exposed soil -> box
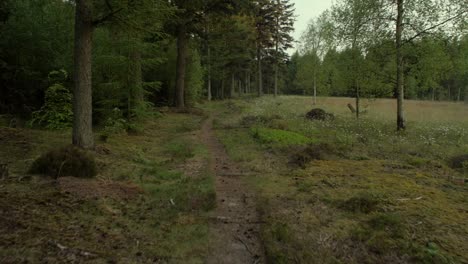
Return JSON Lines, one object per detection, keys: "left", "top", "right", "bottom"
{"left": 58, "top": 177, "right": 142, "bottom": 200}
{"left": 201, "top": 117, "right": 265, "bottom": 264}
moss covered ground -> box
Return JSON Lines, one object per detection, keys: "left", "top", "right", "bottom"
{"left": 0, "top": 112, "right": 214, "bottom": 263}
{"left": 204, "top": 96, "right": 468, "bottom": 263}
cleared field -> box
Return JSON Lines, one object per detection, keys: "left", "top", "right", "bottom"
{"left": 206, "top": 96, "right": 468, "bottom": 263}
{"left": 255, "top": 95, "right": 468, "bottom": 124}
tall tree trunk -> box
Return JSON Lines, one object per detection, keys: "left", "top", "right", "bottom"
{"left": 238, "top": 79, "right": 242, "bottom": 96}
{"left": 457, "top": 86, "right": 461, "bottom": 102}
{"left": 221, "top": 79, "right": 225, "bottom": 100}
{"left": 313, "top": 67, "right": 317, "bottom": 105}
{"left": 396, "top": 0, "right": 406, "bottom": 130}
{"left": 129, "top": 46, "right": 143, "bottom": 118}
{"left": 73, "top": 0, "right": 94, "bottom": 149}
{"left": 230, "top": 73, "right": 235, "bottom": 98}
{"left": 355, "top": 80, "right": 360, "bottom": 119}
{"left": 448, "top": 83, "right": 451, "bottom": 101}
{"left": 465, "top": 87, "right": 468, "bottom": 104}
{"left": 207, "top": 45, "right": 212, "bottom": 101}
{"left": 175, "top": 23, "right": 187, "bottom": 108}
{"left": 247, "top": 71, "right": 251, "bottom": 94}
{"left": 257, "top": 47, "right": 263, "bottom": 97}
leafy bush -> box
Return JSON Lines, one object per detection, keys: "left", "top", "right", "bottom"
{"left": 30, "top": 83, "right": 72, "bottom": 129}
{"left": 29, "top": 145, "right": 97, "bottom": 178}
{"left": 251, "top": 127, "right": 312, "bottom": 147}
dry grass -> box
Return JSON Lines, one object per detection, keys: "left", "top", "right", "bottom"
{"left": 249, "top": 95, "right": 468, "bottom": 124}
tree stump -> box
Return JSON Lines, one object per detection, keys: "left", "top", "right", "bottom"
{"left": 347, "top": 103, "right": 356, "bottom": 113}
{"left": 0, "top": 164, "right": 8, "bottom": 180}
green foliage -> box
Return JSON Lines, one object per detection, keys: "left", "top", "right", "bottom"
{"left": 251, "top": 127, "right": 312, "bottom": 146}
{"left": 30, "top": 83, "right": 72, "bottom": 129}
{"left": 185, "top": 47, "right": 204, "bottom": 105}
{"left": 29, "top": 145, "right": 97, "bottom": 178}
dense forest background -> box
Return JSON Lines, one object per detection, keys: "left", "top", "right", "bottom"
{"left": 0, "top": 0, "right": 466, "bottom": 130}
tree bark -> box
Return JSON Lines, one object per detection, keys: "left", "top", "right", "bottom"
{"left": 465, "top": 87, "right": 468, "bottom": 104}
{"left": 129, "top": 46, "right": 143, "bottom": 118}
{"left": 257, "top": 47, "right": 263, "bottom": 97}
{"left": 396, "top": 0, "right": 406, "bottom": 130}
{"left": 230, "top": 73, "right": 235, "bottom": 98}
{"left": 313, "top": 67, "right": 317, "bottom": 105}
{"left": 457, "top": 86, "right": 461, "bottom": 102}
{"left": 221, "top": 78, "right": 225, "bottom": 100}
{"left": 73, "top": 0, "right": 94, "bottom": 149}
{"left": 175, "top": 23, "right": 187, "bottom": 108}
{"left": 207, "top": 45, "right": 212, "bottom": 101}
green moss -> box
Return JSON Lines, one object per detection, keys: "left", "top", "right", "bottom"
{"left": 251, "top": 127, "right": 314, "bottom": 147}
{"left": 339, "top": 192, "right": 384, "bottom": 214}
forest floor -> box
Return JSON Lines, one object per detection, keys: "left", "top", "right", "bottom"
{"left": 202, "top": 96, "right": 468, "bottom": 263}
{"left": 202, "top": 117, "right": 264, "bottom": 263}
{"left": 0, "top": 95, "right": 467, "bottom": 263}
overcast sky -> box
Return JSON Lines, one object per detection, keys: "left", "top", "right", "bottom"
{"left": 290, "top": 0, "right": 334, "bottom": 52}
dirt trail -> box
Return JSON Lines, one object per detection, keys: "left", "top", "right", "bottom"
{"left": 201, "top": 117, "right": 265, "bottom": 264}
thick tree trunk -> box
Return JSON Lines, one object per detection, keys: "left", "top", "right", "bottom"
{"left": 313, "top": 68, "right": 317, "bottom": 105}
{"left": 230, "top": 73, "right": 235, "bottom": 98}
{"left": 465, "top": 87, "right": 468, "bottom": 104}
{"left": 207, "top": 45, "right": 212, "bottom": 101}
{"left": 396, "top": 0, "right": 406, "bottom": 130}
{"left": 257, "top": 47, "right": 263, "bottom": 97}
{"left": 448, "top": 83, "right": 451, "bottom": 101}
{"left": 129, "top": 47, "right": 143, "bottom": 118}
{"left": 175, "top": 23, "right": 187, "bottom": 108}
{"left": 238, "top": 79, "right": 242, "bottom": 96}
{"left": 247, "top": 71, "right": 251, "bottom": 94}
{"left": 355, "top": 83, "right": 360, "bottom": 119}
{"left": 274, "top": 64, "right": 278, "bottom": 97}
{"left": 73, "top": 0, "right": 94, "bottom": 149}
{"left": 221, "top": 79, "right": 225, "bottom": 100}
{"left": 457, "top": 86, "right": 461, "bottom": 102}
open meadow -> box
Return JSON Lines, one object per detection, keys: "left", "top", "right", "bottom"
{"left": 205, "top": 96, "right": 468, "bottom": 263}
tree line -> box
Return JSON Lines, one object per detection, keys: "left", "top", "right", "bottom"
{"left": 0, "top": 0, "right": 295, "bottom": 148}
{"left": 289, "top": 0, "right": 467, "bottom": 129}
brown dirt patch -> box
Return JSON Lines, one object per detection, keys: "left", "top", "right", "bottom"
{"left": 58, "top": 177, "right": 142, "bottom": 200}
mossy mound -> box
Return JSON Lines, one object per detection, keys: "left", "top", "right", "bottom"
{"left": 339, "top": 193, "right": 383, "bottom": 214}
{"left": 289, "top": 143, "right": 339, "bottom": 168}
{"left": 305, "top": 108, "right": 334, "bottom": 121}
{"left": 449, "top": 154, "right": 468, "bottom": 169}
{"left": 29, "top": 145, "right": 97, "bottom": 178}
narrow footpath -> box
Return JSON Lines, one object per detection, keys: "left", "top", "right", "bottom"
{"left": 201, "top": 117, "right": 265, "bottom": 264}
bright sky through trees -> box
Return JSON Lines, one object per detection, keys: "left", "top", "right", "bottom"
{"left": 291, "top": 0, "right": 334, "bottom": 52}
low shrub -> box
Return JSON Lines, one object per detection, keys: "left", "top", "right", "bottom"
{"left": 339, "top": 192, "right": 383, "bottom": 214}
{"left": 305, "top": 108, "right": 334, "bottom": 121}
{"left": 29, "top": 145, "right": 97, "bottom": 178}
{"left": 240, "top": 114, "right": 282, "bottom": 128}
{"left": 289, "top": 143, "right": 340, "bottom": 168}
{"left": 449, "top": 154, "right": 468, "bottom": 169}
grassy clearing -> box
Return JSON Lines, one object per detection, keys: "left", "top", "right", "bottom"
{"left": 203, "top": 96, "right": 468, "bottom": 263}
{"left": 0, "top": 111, "right": 214, "bottom": 263}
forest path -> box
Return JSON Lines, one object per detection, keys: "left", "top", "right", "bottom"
{"left": 201, "top": 117, "right": 265, "bottom": 264}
